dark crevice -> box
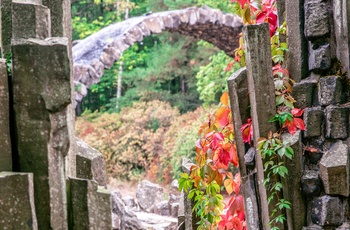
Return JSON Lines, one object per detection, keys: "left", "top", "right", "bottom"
{"left": 8, "top": 71, "right": 19, "bottom": 172}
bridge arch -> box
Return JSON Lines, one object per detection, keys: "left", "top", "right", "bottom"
{"left": 72, "top": 6, "right": 243, "bottom": 105}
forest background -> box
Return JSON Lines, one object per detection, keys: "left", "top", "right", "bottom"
{"left": 74, "top": 0, "right": 240, "bottom": 184}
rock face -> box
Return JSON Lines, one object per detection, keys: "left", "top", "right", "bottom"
{"left": 123, "top": 195, "right": 139, "bottom": 211}
{"left": 154, "top": 201, "right": 170, "bottom": 216}
{"left": 12, "top": 0, "right": 51, "bottom": 40}
{"left": 301, "top": 170, "right": 321, "bottom": 196}
{"left": 0, "top": 59, "right": 11, "bottom": 171}
{"left": 69, "top": 178, "right": 112, "bottom": 229}
{"left": 75, "top": 137, "right": 107, "bottom": 186}
{"left": 12, "top": 38, "right": 71, "bottom": 229}
{"left": 111, "top": 190, "right": 144, "bottom": 230}
{"left": 304, "top": 0, "right": 330, "bottom": 39}
{"left": 319, "top": 141, "right": 349, "bottom": 196}
{"left": 0, "top": 172, "right": 38, "bottom": 230}
{"left": 136, "top": 180, "right": 164, "bottom": 213}
{"left": 311, "top": 196, "right": 343, "bottom": 226}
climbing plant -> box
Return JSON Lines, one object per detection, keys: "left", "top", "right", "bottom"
{"left": 180, "top": 0, "right": 306, "bottom": 229}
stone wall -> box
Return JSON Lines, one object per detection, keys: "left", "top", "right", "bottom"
{"left": 227, "top": 1, "right": 350, "bottom": 230}
{"left": 293, "top": 0, "right": 350, "bottom": 229}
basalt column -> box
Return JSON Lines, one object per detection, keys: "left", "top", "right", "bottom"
{"left": 12, "top": 38, "right": 71, "bottom": 229}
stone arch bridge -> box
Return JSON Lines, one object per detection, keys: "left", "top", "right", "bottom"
{"left": 72, "top": 6, "right": 243, "bottom": 105}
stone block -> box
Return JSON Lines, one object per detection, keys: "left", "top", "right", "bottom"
{"left": 304, "top": 107, "right": 324, "bottom": 138}
{"left": 303, "top": 225, "right": 323, "bottom": 230}
{"left": 286, "top": 0, "right": 309, "bottom": 81}
{"left": 325, "top": 106, "right": 349, "bottom": 139}
{"left": 76, "top": 137, "right": 107, "bottom": 187}
{"left": 42, "top": 0, "right": 72, "bottom": 38}
{"left": 243, "top": 23, "right": 279, "bottom": 228}
{"left": 228, "top": 68, "right": 250, "bottom": 171}
{"left": 333, "top": 0, "right": 350, "bottom": 73}
{"left": 136, "top": 180, "right": 163, "bottom": 213}
{"left": 311, "top": 196, "right": 343, "bottom": 226}
{"left": 309, "top": 43, "right": 331, "bottom": 73}
{"left": 0, "top": 0, "right": 12, "bottom": 55}
{"left": 0, "top": 172, "right": 37, "bottom": 230}
{"left": 301, "top": 170, "right": 321, "bottom": 196}
{"left": 304, "top": 0, "right": 330, "bottom": 39}
{"left": 12, "top": 0, "right": 51, "bottom": 39}
{"left": 154, "top": 200, "right": 170, "bottom": 216}
{"left": 68, "top": 177, "right": 112, "bottom": 230}
{"left": 319, "top": 76, "right": 343, "bottom": 106}
{"left": 280, "top": 130, "right": 306, "bottom": 230}
{"left": 292, "top": 79, "right": 317, "bottom": 109}
{"left": 12, "top": 38, "right": 71, "bottom": 229}
{"left": 320, "top": 141, "right": 349, "bottom": 196}
{"left": 181, "top": 158, "right": 195, "bottom": 175}
{"left": 0, "top": 59, "right": 12, "bottom": 171}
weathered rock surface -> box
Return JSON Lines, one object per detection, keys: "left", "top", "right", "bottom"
{"left": 0, "top": 59, "right": 11, "bottom": 171}
{"left": 311, "top": 195, "right": 343, "bottom": 226}
{"left": 0, "top": 172, "right": 38, "bottom": 230}
{"left": 292, "top": 78, "right": 317, "bottom": 109}
{"left": 304, "top": 107, "right": 324, "bottom": 138}
{"left": 136, "top": 180, "right": 164, "bottom": 212}
{"left": 12, "top": 38, "right": 71, "bottom": 229}
{"left": 304, "top": 0, "right": 330, "bottom": 39}
{"left": 76, "top": 137, "right": 107, "bottom": 186}
{"left": 301, "top": 170, "right": 321, "bottom": 196}
{"left": 134, "top": 212, "right": 177, "bottom": 230}
{"left": 123, "top": 195, "right": 138, "bottom": 211}
{"left": 181, "top": 158, "right": 195, "bottom": 175}
{"left": 69, "top": 178, "right": 112, "bottom": 229}
{"left": 308, "top": 43, "right": 331, "bottom": 72}
{"left": 12, "top": 0, "right": 51, "bottom": 40}
{"left": 325, "top": 106, "right": 349, "bottom": 139}
{"left": 319, "top": 141, "right": 349, "bottom": 196}
{"left": 319, "top": 76, "right": 343, "bottom": 106}
{"left": 111, "top": 190, "right": 144, "bottom": 230}
{"left": 154, "top": 201, "right": 170, "bottom": 216}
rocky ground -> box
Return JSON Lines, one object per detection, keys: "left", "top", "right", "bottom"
{"left": 109, "top": 180, "right": 182, "bottom": 230}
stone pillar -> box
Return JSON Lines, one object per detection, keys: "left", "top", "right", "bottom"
{"left": 12, "top": 0, "right": 51, "bottom": 40}
{"left": 40, "top": 0, "right": 76, "bottom": 178}
{"left": 0, "top": 59, "right": 11, "bottom": 171}
{"left": 0, "top": 172, "right": 38, "bottom": 230}
{"left": 227, "top": 68, "right": 260, "bottom": 229}
{"left": 75, "top": 137, "right": 107, "bottom": 187}
{"left": 333, "top": 0, "right": 350, "bottom": 73}
{"left": 41, "top": 0, "right": 72, "bottom": 39}
{"left": 286, "top": 0, "right": 308, "bottom": 81}
{"left": 0, "top": 0, "right": 12, "bottom": 56}
{"left": 12, "top": 38, "right": 71, "bottom": 229}
{"left": 68, "top": 177, "right": 112, "bottom": 229}
{"left": 281, "top": 130, "right": 306, "bottom": 229}
{"left": 243, "top": 23, "right": 280, "bottom": 229}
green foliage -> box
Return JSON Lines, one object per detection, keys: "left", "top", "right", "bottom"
{"left": 161, "top": 107, "right": 209, "bottom": 182}
{"left": 196, "top": 51, "right": 240, "bottom": 106}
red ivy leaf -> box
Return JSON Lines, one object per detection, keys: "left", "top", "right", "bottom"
{"left": 291, "top": 108, "right": 304, "bottom": 117}
{"left": 240, "top": 118, "right": 253, "bottom": 144}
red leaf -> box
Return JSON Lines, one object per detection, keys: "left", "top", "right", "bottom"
{"left": 293, "top": 117, "right": 306, "bottom": 131}
{"left": 240, "top": 118, "right": 253, "bottom": 144}
{"left": 291, "top": 108, "right": 304, "bottom": 117}
{"left": 211, "top": 132, "right": 224, "bottom": 150}
{"left": 230, "top": 144, "right": 239, "bottom": 167}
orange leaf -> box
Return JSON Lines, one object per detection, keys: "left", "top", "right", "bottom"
{"left": 224, "top": 178, "right": 235, "bottom": 195}
{"left": 220, "top": 92, "right": 229, "bottom": 106}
